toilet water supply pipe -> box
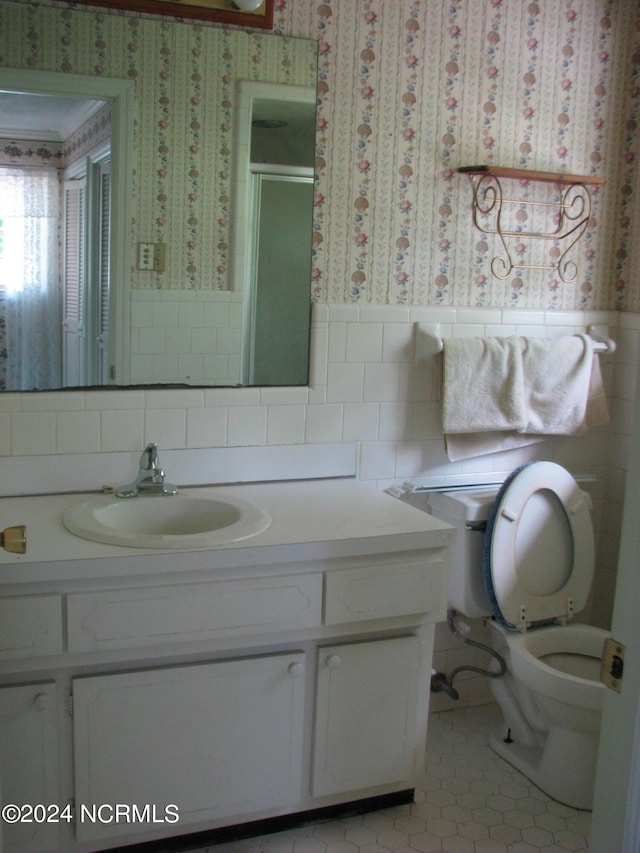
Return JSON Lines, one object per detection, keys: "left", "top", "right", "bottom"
{"left": 430, "top": 609, "right": 507, "bottom": 700}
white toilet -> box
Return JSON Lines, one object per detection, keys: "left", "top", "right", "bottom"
{"left": 427, "top": 461, "right": 609, "bottom": 811}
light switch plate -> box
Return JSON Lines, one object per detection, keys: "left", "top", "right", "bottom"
{"left": 153, "top": 242, "right": 166, "bottom": 272}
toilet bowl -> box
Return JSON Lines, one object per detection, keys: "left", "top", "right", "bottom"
{"left": 427, "top": 461, "right": 609, "bottom": 810}
{"left": 488, "top": 620, "right": 606, "bottom": 810}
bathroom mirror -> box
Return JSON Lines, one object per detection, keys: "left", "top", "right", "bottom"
{"left": 0, "top": 19, "right": 318, "bottom": 392}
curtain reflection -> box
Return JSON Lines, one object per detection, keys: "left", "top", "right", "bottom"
{"left": 0, "top": 166, "right": 61, "bottom": 390}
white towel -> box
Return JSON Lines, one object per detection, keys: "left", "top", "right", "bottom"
{"left": 442, "top": 334, "right": 609, "bottom": 462}
{"left": 444, "top": 430, "right": 545, "bottom": 462}
{"left": 442, "top": 336, "right": 525, "bottom": 434}
{"left": 519, "top": 334, "right": 593, "bottom": 435}
{"left": 585, "top": 351, "right": 609, "bottom": 429}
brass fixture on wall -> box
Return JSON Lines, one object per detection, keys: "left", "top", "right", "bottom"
{"left": 1, "top": 525, "right": 26, "bottom": 554}
{"left": 457, "top": 166, "right": 606, "bottom": 283}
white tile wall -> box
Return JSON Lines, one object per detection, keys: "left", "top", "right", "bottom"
{"left": 1, "top": 303, "right": 635, "bottom": 703}
{"left": 130, "top": 289, "right": 243, "bottom": 385}
{"left": 430, "top": 619, "right": 495, "bottom": 713}
{"left": 0, "top": 303, "right": 622, "bottom": 484}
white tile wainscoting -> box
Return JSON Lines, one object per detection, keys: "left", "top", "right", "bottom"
{"left": 1, "top": 303, "right": 638, "bottom": 668}
{"left": 129, "top": 288, "right": 244, "bottom": 387}
{"left": 0, "top": 304, "right": 629, "bottom": 477}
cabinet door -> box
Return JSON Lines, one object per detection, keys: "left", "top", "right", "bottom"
{"left": 313, "top": 636, "right": 421, "bottom": 798}
{"left": 72, "top": 652, "right": 306, "bottom": 844}
{"left": 0, "top": 682, "right": 59, "bottom": 853}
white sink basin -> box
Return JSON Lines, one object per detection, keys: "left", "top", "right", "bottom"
{"left": 62, "top": 492, "right": 271, "bottom": 549}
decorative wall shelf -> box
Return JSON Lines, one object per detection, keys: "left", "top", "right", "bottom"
{"left": 457, "top": 166, "right": 606, "bottom": 283}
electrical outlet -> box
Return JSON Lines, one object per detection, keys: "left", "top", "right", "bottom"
{"left": 138, "top": 242, "right": 154, "bottom": 270}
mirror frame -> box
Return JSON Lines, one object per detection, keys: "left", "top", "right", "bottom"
{"left": 63, "top": 0, "right": 274, "bottom": 29}
{"left": 0, "top": 67, "right": 134, "bottom": 387}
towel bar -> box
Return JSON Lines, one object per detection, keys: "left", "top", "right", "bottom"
{"left": 414, "top": 322, "right": 616, "bottom": 360}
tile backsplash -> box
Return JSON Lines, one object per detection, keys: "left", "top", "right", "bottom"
{"left": 0, "top": 305, "right": 620, "bottom": 476}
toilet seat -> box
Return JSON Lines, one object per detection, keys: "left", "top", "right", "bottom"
{"left": 482, "top": 462, "right": 594, "bottom": 630}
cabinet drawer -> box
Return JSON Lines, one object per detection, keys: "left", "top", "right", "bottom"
{"left": 67, "top": 573, "right": 322, "bottom": 653}
{"left": 0, "top": 595, "right": 63, "bottom": 659}
{"left": 324, "top": 558, "right": 445, "bottom": 625}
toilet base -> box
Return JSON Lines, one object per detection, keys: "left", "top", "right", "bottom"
{"left": 488, "top": 724, "right": 597, "bottom": 811}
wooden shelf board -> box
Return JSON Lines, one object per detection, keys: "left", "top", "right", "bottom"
{"left": 457, "top": 165, "right": 606, "bottom": 186}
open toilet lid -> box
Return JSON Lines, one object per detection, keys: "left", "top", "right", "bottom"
{"left": 482, "top": 461, "right": 594, "bottom": 630}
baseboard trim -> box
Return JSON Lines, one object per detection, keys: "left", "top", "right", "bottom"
{"left": 111, "top": 789, "right": 415, "bottom": 851}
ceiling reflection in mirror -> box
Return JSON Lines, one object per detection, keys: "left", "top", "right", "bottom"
{"left": 0, "top": 20, "right": 318, "bottom": 392}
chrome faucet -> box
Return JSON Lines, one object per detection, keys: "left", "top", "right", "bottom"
{"left": 115, "top": 442, "right": 179, "bottom": 498}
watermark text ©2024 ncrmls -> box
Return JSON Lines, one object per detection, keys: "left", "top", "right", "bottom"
{"left": 1, "top": 802, "right": 180, "bottom": 826}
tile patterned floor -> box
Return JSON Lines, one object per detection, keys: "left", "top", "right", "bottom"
{"left": 168, "top": 703, "right": 592, "bottom": 853}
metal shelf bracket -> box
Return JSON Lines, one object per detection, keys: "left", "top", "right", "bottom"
{"left": 457, "top": 166, "right": 606, "bottom": 283}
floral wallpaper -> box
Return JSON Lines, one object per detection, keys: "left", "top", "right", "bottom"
{"left": 64, "top": 100, "right": 111, "bottom": 163}
{"left": 0, "top": 138, "right": 63, "bottom": 167}
{"left": 0, "top": 0, "right": 639, "bottom": 312}
{"left": 276, "top": 0, "right": 640, "bottom": 312}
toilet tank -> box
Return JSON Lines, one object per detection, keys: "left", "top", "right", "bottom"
{"left": 425, "top": 487, "right": 499, "bottom": 618}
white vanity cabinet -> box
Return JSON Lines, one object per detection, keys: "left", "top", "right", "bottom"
{"left": 0, "top": 481, "right": 452, "bottom": 852}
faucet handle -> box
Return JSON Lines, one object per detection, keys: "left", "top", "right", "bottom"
{"left": 140, "top": 442, "right": 158, "bottom": 470}
{"left": 115, "top": 442, "right": 178, "bottom": 498}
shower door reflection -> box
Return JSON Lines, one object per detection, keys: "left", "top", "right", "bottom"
{"left": 245, "top": 169, "right": 314, "bottom": 387}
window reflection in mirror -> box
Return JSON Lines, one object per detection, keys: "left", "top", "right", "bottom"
{"left": 0, "top": 28, "right": 317, "bottom": 392}
{"left": 1, "top": 164, "right": 63, "bottom": 390}
{"left": 0, "top": 67, "right": 132, "bottom": 392}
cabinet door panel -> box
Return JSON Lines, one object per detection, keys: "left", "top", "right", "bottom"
{"left": 313, "top": 636, "right": 421, "bottom": 797}
{"left": 0, "top": 682, "right": 59, "bottom": 853}
{"left": 72, "top": 653, "right": 306, "bottom": 843}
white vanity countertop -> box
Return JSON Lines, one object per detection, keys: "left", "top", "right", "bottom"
{"left": 0, "top": 479, "right": 454, "bottom": 585}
